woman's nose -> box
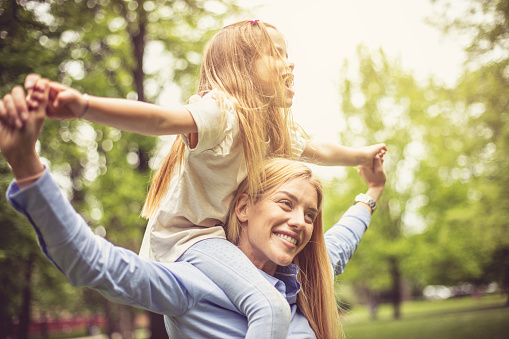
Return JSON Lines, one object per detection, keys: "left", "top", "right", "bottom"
{"left": 288, "top": 210, "right": 306, "bottom": 228}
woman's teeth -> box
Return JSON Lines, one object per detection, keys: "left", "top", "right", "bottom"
{"left": 275, "top": 233, "right": 297, "bottom": 245}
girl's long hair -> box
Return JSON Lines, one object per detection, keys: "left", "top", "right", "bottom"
{"left": 142, "top": 19, "right": 303, "bottom": 218}
{"left": 224, "top": 158, "right": 343, "bottom": 339}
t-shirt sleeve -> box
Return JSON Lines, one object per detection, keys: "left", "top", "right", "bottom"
{"left": 290, "top": 126, "right": 307, "bottom": 160}
{"left": 183, "top": 95, "right": 232, "bottom": 153}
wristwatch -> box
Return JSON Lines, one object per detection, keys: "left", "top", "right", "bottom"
{"left": 354, "top": 193, "right": 376, "bottom": 212}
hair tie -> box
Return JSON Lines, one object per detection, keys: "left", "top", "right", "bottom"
{"left": 249, "top": 19, "right": 259, "bottom": 23}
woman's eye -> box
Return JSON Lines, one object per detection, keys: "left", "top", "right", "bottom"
{"left": 279, "top": 200, "right": 292, "bottom": 208}
{"left": 305, "top": 213, "right": 316, "bottom": 223}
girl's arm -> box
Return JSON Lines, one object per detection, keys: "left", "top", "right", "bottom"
{"left": 26, "top": 74, "right": 197, "bottom": 136}
{"left": 301, "top": 140, "right": 386, "bottom": 168}
{"left": 67, "top": 92, "right": 197, "bottom": 136}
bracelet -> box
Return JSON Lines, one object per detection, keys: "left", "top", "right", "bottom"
{"left": 354, "top": 193, "right": 377, "bottom": 212}
{"left": 78, "top": 93, "right": 90, "bottom": 118}
{"left": 15, "top": 169, "right": 45, "bottom": 184}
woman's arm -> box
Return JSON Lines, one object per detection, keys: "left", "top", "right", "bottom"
{"left": 7, "top": 171, "right": 193, "bottom": 315}
{"left": 1, "top": 84, "right": 193, "bottom": 316}
{"left": 324, "top": 155, "right": 386, "bottom": 275}
{"left": 301, "top": 140, "right": 386, "bottom": 168}
{"left": 25, "top": 74, "right": 197, "bottom": 136}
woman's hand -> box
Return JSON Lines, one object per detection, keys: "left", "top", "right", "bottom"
{"left": 0, "top": 79, "right": 47, "bottom": 186}
{"left": 358, "top": 154, "right": 386, "bottom": 205}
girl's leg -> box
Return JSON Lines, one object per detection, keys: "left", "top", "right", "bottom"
{"left": 178, "top": 238, "right": 290, "bottom": 339}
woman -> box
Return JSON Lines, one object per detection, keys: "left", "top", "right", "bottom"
{"left": 0, "top": 81, "right": 386, "bottom": 338}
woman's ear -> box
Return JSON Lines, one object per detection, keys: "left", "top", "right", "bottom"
{"left": 235, "top": 193, "right": 250, "bottom": 223}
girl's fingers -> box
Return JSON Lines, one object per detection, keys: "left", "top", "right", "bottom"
{"left": 49, "top": 81, "right": 69, "bottom": 91}
{"left": 53, "top": 90, "right": 74, "bottom": 108}
{"left": 50, "top": 84, "right": 72, "bottom": 108}
{"left": 25, "top": 73, "right": 41, "bottom": 90}
{"left": 25, "top": 74, "right": 41, "bottom": 110}
{"left": 28, "top": 79, "right": 52, "bottom": 111}
{"left": 34, "top": 79, "right": 50, "bottom": 114}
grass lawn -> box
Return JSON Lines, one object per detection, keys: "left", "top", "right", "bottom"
{"left": 342, "top": 294, "right": 509, "bottom": 339}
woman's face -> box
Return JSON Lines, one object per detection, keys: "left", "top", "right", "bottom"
{"left": 253, "top": 28, "right": 295, "bottom": 108}
{"left": 237, "top": 178, "right": 318, "bottom": 275}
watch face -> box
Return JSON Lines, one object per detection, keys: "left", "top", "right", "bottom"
{"left": 355, "top": 194, "right": 376, "bottom": 210}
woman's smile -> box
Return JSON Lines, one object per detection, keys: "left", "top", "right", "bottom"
{"left": 274, "top": 231, "right": 298, "bottom": 246}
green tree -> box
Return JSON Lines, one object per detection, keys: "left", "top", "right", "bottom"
{"left": 328, "top": 0, "right": 509, "bottom": 320}
{"left": 324, "top": 46, "right": 435, "bottom": 320}
{"left": 423, "top": 0, "right": 509, "bottom": 303}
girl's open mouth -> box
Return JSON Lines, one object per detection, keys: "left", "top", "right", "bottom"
{"left": 283, "top": 73, "right": 294, "bottom": 89}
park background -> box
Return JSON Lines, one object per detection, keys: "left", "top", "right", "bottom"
{"left": 0, "top": 0, "right": 508, "bottom": 338}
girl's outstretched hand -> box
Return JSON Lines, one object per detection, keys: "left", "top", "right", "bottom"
{"left": 361, "top": 143, "right": 387, "bottom": 168}
{"left": 26, "top": 73, "right": 88, "bottom": 120}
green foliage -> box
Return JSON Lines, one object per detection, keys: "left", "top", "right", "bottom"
{"left": 328, "top": 0, "right": 509, "bottom": 316}
{"left": 329, "top": 46, "right": 429, "bottom": 299}
{"left": 0, "top": 0, "right": 64, "bottom": 94}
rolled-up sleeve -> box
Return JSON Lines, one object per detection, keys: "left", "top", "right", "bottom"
{"left": 6, "top": 170, "right": 196, "bottom": 316}
{"left": 324, "top": 205, "right": 371, "bottom": 276}
{"left": 183, "top": 96, "right": 226, "bottom": 152}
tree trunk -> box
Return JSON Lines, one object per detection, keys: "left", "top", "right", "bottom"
{"left": 118, "top": 304, "right": 136, "bottom": 338}
{"left": 389, "top": 257, "right": 402, "bottom": 320}
{"left": 149, "top": 312, "right": 167, "bottom": 339}
{"left": 131, "top": 18, "right": 146, "bottom": 102}
{"left": 0, "top": 290, "right": 11, "bottom": 339}
{"left": 504, "top": 263, "right": 509, "bottom": 307}
{"left": 105, "top": 299, "right": 120, "bottom": 337}
{"left": 129, "top": 10, "right": 167, "bottom": 338}
{"left": 40, "top": 311, "right": 48, "bottom": 339}
{"left": 18, "top": 254, "right": 35, "bottom": 339}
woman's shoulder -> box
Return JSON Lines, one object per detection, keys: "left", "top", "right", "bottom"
{"left": 161, "top": 261, "right": 244, "bottom": 316}
{"left": 161, "top": 261, "right": 221, "bottom": 299}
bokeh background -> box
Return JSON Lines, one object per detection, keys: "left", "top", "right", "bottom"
{"left": 0, "top": 0, "right": 508, "bottom": 338}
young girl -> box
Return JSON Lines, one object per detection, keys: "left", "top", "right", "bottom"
{"left": 26, "top": 20, "right": 386, "bottom": 338}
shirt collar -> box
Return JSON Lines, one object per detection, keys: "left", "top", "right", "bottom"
{"left": 259, "top": 263, "right": 301, "bottom": 304}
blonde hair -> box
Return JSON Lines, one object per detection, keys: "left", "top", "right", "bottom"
{"left": 142, "top": 20, "right": 304, "bottom": 218}
{"left": 225, "top": 158, "right": 343, "bottom": 339}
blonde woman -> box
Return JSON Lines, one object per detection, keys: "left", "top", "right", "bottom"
{"left": 0, "top": 82, "right": 386, "bottom": 338}
{"left": 20, "top": 20, "right": 386, "bottom": 337}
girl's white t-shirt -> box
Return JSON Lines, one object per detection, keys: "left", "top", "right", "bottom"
{"left": 139, "top": 90, "right": 307, "bottom": 262}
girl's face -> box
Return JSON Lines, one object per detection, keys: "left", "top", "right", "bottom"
{"left": 236, "top": 178, "right": 317, "bottom": 276}
{"left": 254, "top": 28, "right": 295, "bottom": 108}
